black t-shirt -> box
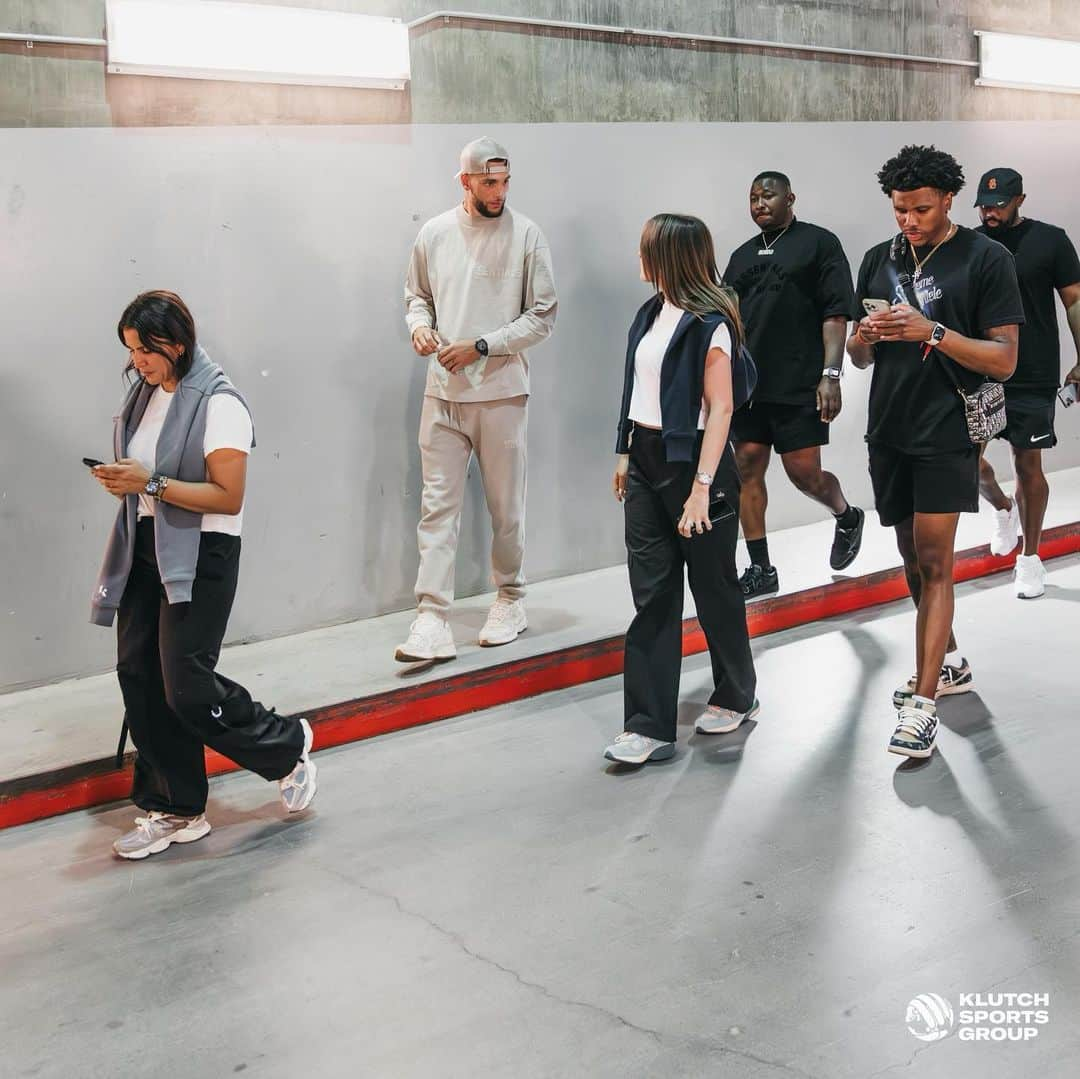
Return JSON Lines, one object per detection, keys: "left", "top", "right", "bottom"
{"left": 723, "top": 219, "right": 854, "bottom": 405}
{"left": 854, "top": 226, "right": 1025, "bottom": 455}
{"left": 974, "top": 219, "right": 1080, "bottom": 390}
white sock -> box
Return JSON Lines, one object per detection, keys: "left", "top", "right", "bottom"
{"left": 944, "top": 649, "right": 962, "bottom": 667}
{"left": 912, "top": 694, "right": 936, "bottom": 709}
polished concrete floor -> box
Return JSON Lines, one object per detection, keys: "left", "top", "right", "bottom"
{"left": 3, "top": 558, "right": 1080, "bottom": 1079}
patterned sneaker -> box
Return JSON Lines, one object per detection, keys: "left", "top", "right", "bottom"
{"left": 395, "top": 612, "right": 457, "bottom": 662}
{"left": 695, "top": 698, "right": 761, "bottom": 735}
{"left": 892, "top": 658, "right": 974, "bottom": 709}
{"left": 113, "top": 812, "right": 211, "bottom": 860}
{"left": 603, "top": 731, "right": 675, "bottom": 764}
{"left": 989, "top": 501, "right": 1021, "bottom": 557}
{"left": 1014, "top": 554, "right": 1046, "bottom": 599}
{"left": 739, "top": 564, "right": 779, "bottom": 599}
{"left": 279, "top": 717, "right": 318, "bottom": 813}
{"left": 478, "top": 599, "right": 527, "bottom": 647}
{"left": 888, "top": 698, "right": 939, "bottom": 758}
{"left": 829, "top": 507, "right": 865, "bottom": 571}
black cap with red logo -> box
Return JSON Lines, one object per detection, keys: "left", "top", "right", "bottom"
{"left": 974, "top": 167, "right": 1023, "bottom": 207}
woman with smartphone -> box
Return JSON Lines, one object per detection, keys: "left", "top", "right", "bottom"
{"left": 605, "top": 214, "right": 759, "bottom": 764}
{"left": 89, "top": 290, "right": 318, "bottom": 860}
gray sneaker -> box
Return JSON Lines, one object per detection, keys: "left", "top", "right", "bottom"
{"left": 695, "top": 698, "right": 760, "bottom": 735}
{"left": 279, "top": 717, "right": 318, "bottom": 813}
{"left": 113, "top": 812, "right": 211, "bottom": 860}
{"left": 603, "top": 731, "right": 675, "bottom": 764}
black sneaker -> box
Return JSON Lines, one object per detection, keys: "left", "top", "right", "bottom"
{"left": 740, "top": 564, "right": 779, "bottom": 599}
{"left": 888, "top": 698, "right": 939, "bottom": 759}
{"left": 830, "top": 506, "right": 865, "bottom": 571}
{"left": 892, "top": 658, "right": 974, "bottom": 709}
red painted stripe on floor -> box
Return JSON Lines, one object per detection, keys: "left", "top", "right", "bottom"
{"left": 3, "top": 522, "right": 1079, "bottom": 831}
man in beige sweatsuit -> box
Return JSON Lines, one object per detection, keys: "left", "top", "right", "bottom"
{"left": 396, "top": 136, "right": 558, "bottom": 662}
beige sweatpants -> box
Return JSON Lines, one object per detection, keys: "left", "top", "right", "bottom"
{"left": 415, "top": 395, "right": 528, "bottom": 615}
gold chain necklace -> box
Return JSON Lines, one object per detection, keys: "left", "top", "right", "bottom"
{"left": 912, "top": 223, "right": 957, "bottom": 281}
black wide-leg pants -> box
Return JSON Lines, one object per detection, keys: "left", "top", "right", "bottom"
{"left": 623, "top": 427, "right": 757, "bottom": 743}
{"left": 116, "top": 519, "right": 305, "bottom": 817}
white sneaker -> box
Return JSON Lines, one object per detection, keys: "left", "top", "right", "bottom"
{"left": 695, "top": 699, "right": 760, "bottom": 735}
{"left": 989, "top": 501, "right": 1021, "bottom": 556}
{"left": 279, "top": 717, "right": 318, "bottom": 813}
{"left": 113, "top": 812, "right": 211, "bottom": 860}
{"left": 478, "top": 599, "right": 527, "bottom": 647}
{"left": 1014, "top": 554, "right": 1046, "bottom": 599}
{"left": 395, "top": 612, "right": 457, "bottom": 662}
{"left": 603, "top": 731, "right": 675, "bottom": 764}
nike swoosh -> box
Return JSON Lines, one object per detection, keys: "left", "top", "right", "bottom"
{"left": 1030, "top": 434, "right": 1051, "bottom": 442}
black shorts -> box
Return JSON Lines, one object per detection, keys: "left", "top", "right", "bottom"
{"left": 996, "top": 388, "right": 1057, "bottom": 449}
{"left": 730, "top": 401, "right": 829, "bottom": 454}
{"left": 868, "top": 443, "right": 980, "bottom": 527}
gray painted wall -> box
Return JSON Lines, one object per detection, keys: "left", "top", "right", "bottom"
{"left": 3, "top": 119, "right": 1080, "bottom": 691}
{"left": 4, "top": 1, "right": 1080, "bottom": 126}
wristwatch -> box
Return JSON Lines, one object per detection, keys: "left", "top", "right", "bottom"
{"left": 144, "top": 474, "right": 169, "bottom": 500}
{"left": 925, "top": 323, "right": 946, "bottom": 347}
{"left": 695, "top": 470, "right": 713, "bottom": 487}
{"left": 475, "top": 337, "right": 489, "bottom": 356}
{"left": 822, "top": 367, "right": 843, "bottom": 380}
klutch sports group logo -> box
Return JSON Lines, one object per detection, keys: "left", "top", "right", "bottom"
{"left": 905, "top": 991, "right": 1051, "bottom": 1043}
{"left": 906, "top": 994, "right": 955, "bottom": 1041}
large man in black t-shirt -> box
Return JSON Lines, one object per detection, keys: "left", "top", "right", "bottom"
{"left": 723, "top": 172, "right": 865, "bottom": 599}
{"left": 973, "top": 167, "right": 1080, "bottom": 600}
{"left": 847, "top": 145, "right": 1023, "bottom": 760}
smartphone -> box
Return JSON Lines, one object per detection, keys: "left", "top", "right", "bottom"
{"left": 82, "top": 457, "right": 105, "bottom": 468}
{"left": 862, "top": 298, "right": 892, "bottom": 315}
{"left": 1058, "top": 383, "right": 1078, "bottom": 408}
{"left": 677, "top": 492, "right": 736, "bottom": 531}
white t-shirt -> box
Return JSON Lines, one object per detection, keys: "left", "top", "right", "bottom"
{"left": 127, "top": 389, "right": 253, "bottom": 536}
{"left": 628, "top": 302, "right": 732, "bottom": 430}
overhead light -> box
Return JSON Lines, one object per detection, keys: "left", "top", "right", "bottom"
{"left": 105, "top": 0, "right": 410, "bottom": 89}
{"left": 975, "top": 29, "right": 1080, "bottom": 95}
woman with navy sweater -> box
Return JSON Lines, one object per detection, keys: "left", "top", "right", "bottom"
{"left": 90, "top": 291, "right": 318, "bottom": 859}
{"left": 605, "top": 214, "right": 759, "bottom": 764}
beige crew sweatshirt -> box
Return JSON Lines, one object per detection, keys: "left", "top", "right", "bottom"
{"left": 404, "top": 205, "right": 558, "bottom": 402}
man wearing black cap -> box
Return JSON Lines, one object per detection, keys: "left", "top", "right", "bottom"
{"left": 723, "top": 171, "right": 865, "bottom": 599}
{"left": 974, "top": 167, "right": 1080, "bottom": 599}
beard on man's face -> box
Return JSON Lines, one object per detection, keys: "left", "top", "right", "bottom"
{"left": 471, "top": 193, "right": 506, "bottom": 218}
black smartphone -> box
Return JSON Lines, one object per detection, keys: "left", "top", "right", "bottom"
{"left": 82, "top": 457, "right": 106, "bottom": 468}
{"left": 677, "top": 492, "right": 736, "bottom": 529}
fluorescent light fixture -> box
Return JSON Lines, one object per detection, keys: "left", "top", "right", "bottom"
{"left": 975, "top": 29, "right": 1080, "bottom": 96}
{"left": 106, "top": 0, "right": 410, "bottom": 89}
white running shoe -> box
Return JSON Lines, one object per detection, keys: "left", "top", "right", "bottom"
{"left": 279, "top": 717, "right": 318, "bottom": 813}
{"left": 395, "top": 612, "right": 457, "bottom": 662}
{"left": 1014, "top": 553, "right": 1046, "bottom": 599}
{"left": 478, "top": 599, "right": 527, "bottom": 647}
{"left": 695, "top": 699, "right": 761, "bottom": 735}
{"left": 113, "top": 812, "right": 211, "bottom": 860}
{"left": 603, "top": 731, "right": 675, "bottom": 764}
{"left": 989, "top": 501, "right": 1021, "bottom": 556}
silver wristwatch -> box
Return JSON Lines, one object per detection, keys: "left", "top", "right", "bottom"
{"left": 145, "top": 473, "right": 169, "bottom": 500}
{"left": 925, "top": 323, "right": 947, "bottom": 347}
{"left": 822, "top": 367, "right": 843, "bottom": 380}
{"left": 695, "top": 470, "right": 713, "bottom": 487}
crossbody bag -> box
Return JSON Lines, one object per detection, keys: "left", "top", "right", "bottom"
{"left": 889, "top": 234, "right": 1007, "bottom": 444}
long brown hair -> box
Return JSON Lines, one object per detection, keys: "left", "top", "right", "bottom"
{"left": 117, "top": 290, "right": 198, "bottom": 382}
{"left": 639, "top": 213, "right": 744, "bottom": 347}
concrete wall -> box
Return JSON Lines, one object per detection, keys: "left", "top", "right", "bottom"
{"left": 4, "top": 1, "right": 1080, "bottom": 126}
{"left": 3, "top": 119, "right": 1080, "bottom": 691}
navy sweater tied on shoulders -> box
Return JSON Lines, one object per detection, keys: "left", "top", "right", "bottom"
{"left": 615, "top": 294, "right": 757, "bottom": 462}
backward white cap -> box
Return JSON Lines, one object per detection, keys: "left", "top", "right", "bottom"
{"left": 455, "top": 136, "right": 510, "bottom": 179}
